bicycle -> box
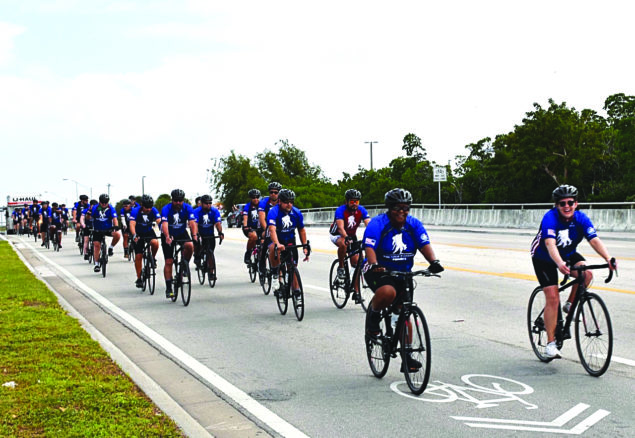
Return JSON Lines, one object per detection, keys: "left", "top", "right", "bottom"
{"left": 171, "top": 239, "right": 192, "bottom": 306}
{"left": 51, "top": 226, "right": 60, "bottom": 252}
{"left": 329, "top": 240, "right": 372, "bottom": 311}
{"left": 139, "top": 237, "right": 157, "bottom": 295}
{"left": 365, "top": 269, "right": 440, "bottom": 395}
{"left": 273, "top": 241, "right": 311, "bottom": 321}
{"left": 258, "top": 240, "right": 273, "bottom": 295}
{"left": 247, "top": 242, "right": 261, "bottom": 283}
{"left": 95, "top": 231, "right": 110, "bottom": 278}
{"left": 527, "top": 258, "right": 617, "bottom": 377}
{"left": 196, "top": 235, "right": 221, "bottom": 288}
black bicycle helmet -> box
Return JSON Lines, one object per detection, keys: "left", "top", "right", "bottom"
{"left": 552, "top": 185, "right": 578, "bottom": 202}
{"left": 99, "top": 194, "right": 109, "bottom": 204}
{"left": 200, "top": 194, "right": 213, "bottom": 204}
{"left": 79, "top": 194, "right": 88, "bottom": 201}
{"left": 90, "top": 199, "right": 98, "bottom": 206}
{"left": 278, "top": 189, "right": 296, "bottom": 203}
{"left": 128, "top": 195, "right": 136, "bottom": 201}
{"left": 52, "top": 202, "right": 59, "bottom": 208}
{"left": 141, "top": 194, "right": 154, "bottom": 208}
{"left": 171, "top": 189, "right": 185, "bottom": 201}
{"left": 122, "top": 199, "right": 131, "bottom": 206}
{"left": 248, "top": 188, "right": 261, "bottom": 198}
{"left": 345, "top": 189, "right": 362, "bottom": 200}
{"left": 384, "top": 188, "right": 413, "bottom": 206}
{"left": 268, "top": 181, "right": 282, "bottom": 191}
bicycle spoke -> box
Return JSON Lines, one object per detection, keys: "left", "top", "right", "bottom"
{"left": 575, "top": 293, "right": 612, "bottom": 376}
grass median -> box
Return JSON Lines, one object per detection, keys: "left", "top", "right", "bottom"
{"left": 0, "top": 241, "right": 184, "bottom": 437}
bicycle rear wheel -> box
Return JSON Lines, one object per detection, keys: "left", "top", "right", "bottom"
{"left": 365, "top": 299, "right": 390, "bottom": 378}
{"left": 356, "top": 266, "right": 372, "bottom": 312}
{"left": 400, "top": 307, "right": 431, "bottom": 395}
{"left": 197, "top": 252, "right": 206, "bottom": 285}
{"left": 527, "top": 286, "right": 552, "bottom": 362}
{"left": 207, "top": 250, "right": 216, "bottom": 288}
{"left": 292, "top": 267, "right": 304, "bottom": 321}
{"left": 575, "top": 292, "right": 612, "bottom": 377}
{"left": 180, "top": 261, "right": 191, "bottom": 306}
{"left": 329, "top": 260, "right": 349, "bottom": 309}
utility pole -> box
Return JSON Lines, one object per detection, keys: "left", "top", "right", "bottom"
{"left": 364, "top": 141, "right": 378, "bottom": 171}
{"left": 107, "top": 184, "right": 111, "bottom": 198}
{"left": 142, "top": 176, "right": 146, "bottom": 196}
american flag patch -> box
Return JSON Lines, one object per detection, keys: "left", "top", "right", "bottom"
{"left": 365, "top": 237, "right": 376, "bottom": 246}
{"left": 547, "top": 229, "right": 556, "bottom": 237}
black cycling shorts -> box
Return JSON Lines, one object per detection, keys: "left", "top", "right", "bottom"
{"left": 133, "top": 233, "right": 157, "bottom": 253}
{"left": 532, "top": 252, "right": 586, "bottom": 288}
{"left": 161, "top": 234, "right": 192, "bottom": 260}
{"left": 364, "top": 269, "right": 408, "bottom": 294}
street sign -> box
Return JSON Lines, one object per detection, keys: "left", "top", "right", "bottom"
{"left": 433, "top": 166, "right": 447, "bottom": 182}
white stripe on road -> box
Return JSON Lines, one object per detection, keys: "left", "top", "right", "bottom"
{"left": 18, "top": 239, "right": 310, "bottom": 438}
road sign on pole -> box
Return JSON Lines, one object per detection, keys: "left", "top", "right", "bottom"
{"left": 433, "top": 166, "right": 447, "bottom": 208}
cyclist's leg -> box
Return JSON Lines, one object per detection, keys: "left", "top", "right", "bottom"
{"left": 566, "top": 254, "right": 589, "bottom": 305}
{"left": 333, "top": 235, "right": 347, "bottom": 268}
{"left": 364, "top": 270, "right": 397, "bottom": 334}
{"left": 182, "top": 240, "right": 194, "bottom": 261}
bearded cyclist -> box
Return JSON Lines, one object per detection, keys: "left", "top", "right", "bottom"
{"left": 242, "top": 188, "right": 261, "bottom": 264}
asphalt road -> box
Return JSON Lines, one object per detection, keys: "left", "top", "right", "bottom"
{"left": 7, "top": 226, "right": 635, "bottom": 438}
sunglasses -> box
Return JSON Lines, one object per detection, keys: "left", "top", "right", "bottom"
{"left": 281, "top": 200, "right": 294, "bottom": 204}
{"left": 390, "top": 205, "right": 410, "bottom": 212}
{"left": 348, "top": 199, "right": 360, "bottom": 204}
{"left": 558, "top": 200, "right": 576, "bottom": 207}
{"left": 269, "top": 191, "right": 279, "bottom": 195}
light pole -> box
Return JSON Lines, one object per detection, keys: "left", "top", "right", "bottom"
{"left": 107, "top": 183, "right": 111, "bottom": 198}
{"left": 142, "top": 176, "right": 146, "bottom": 196}
{"left": 62, "top": 178, "right": 78, "bottom": 199}
{"left": 364, "top": 141, "right": 378, "bottom": 171}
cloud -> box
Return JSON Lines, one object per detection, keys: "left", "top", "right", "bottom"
{"left": 0, "top": 22, "right": 26, "bottom": 66}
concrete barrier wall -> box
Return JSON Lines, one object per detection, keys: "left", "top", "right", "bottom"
{"left": 303, "top": 208, "right": 634, "bottom": 232}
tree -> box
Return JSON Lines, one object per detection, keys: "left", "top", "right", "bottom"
{"left": 208, "top": 151, "right": 265, "bottom": 211}
{"left": 155, "top": 194, "right": 172, "bottom": 212}
{"left": 402, "top": 133, "right": 426, "bottom": 160}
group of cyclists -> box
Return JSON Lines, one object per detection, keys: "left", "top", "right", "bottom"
{"left": 12, "top": 199, "right": 70, "bottom": 248}
{"left": 18, "top": 181, "right": 618, "bottom": 370}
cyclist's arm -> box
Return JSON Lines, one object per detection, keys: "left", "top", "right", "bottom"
{"left": 112, "top": 217, "right": 119, "bottom": 229}
{"left": 161, "top": 221, "right": 171, "bottom": 242}
{"left": 419, "top": 244, "right": 438, "bottom": 264}
{"left": 129, "top": 220, "right": 136, "bottom": 236}
{"left": 545, "top": 238, "right": 569, "bottom": 275}
{"left": 298, "top": 227, "right": 309, "bottom": 260}
{"left": 364, "top": 247, "right": 385, "bottom": 272}
{"left": 588, "top": 237, "right": 615, "bottom": 269}
{"left": 258, "top": 211, "right": 267, "bottom": 230}
{"left": 189, "top": 219, "right": 198, "bottom": 237}
{"left": 335, "top": 218, "right": 347, "bottom": 239}
{"left": 268, "top": 225, "right": 283, "bottom": 250}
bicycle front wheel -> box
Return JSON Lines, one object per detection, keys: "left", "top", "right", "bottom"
{"left": 365, "top": 299, "right": 390, "bottom": 378}
{"left": 249, "top": 251, "right": 257, "bottom": 283}
{"left": 207, "top": 250, "right": 216, "bottom": 288}
{"left": 356, "top": 266, "right": 372, "bottom": 312}
{"left": 276, "top": 266, "right": 288, "bottom": 315}
{"left": 180, "top": 261, "right": 191, "bottom": 306}
{"left": 575, "top": 292, "right": 613, "bottom": 377}
{"left": 197, "top": 252, "right": 206, "bottom": 285}
{"left": 261, "top": 254, "right": 272, "bottom": 295}
{"left": 329, "top": 260, "right": 349, "bottom": 309}
{"left": 527, "top": 286, "right": 552, "bottom": 362}
{"left": 292, "top": 267, "right": 304, "bottom": 321}
{"left": 101, "top": 250, "right": 108, "bottom": 278}
{"left": 400, "top": 307, "right": 431, "bottom": 395}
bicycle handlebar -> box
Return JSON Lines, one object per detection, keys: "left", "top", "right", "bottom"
{"left": 386, "top": 269, "right": 441, "bottom": 278}
{"left": 561, "top": 257, "right": 617, "bottom": 285}
{"left": 273, "top": 241, "right": 311, "bottom": 258}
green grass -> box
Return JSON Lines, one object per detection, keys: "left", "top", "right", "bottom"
{"left": 0, "top": 241, "right": 184, "bottom": 437}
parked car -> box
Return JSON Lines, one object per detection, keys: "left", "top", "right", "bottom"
{"left": 226, "top": 204, "right": 244, "bottom": 228}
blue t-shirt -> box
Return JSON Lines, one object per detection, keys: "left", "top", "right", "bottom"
{"left": 363, "top": 213, "right": 431, "bottom": 271}
{"left": 90, "top": 204, "right": 117, "bottom": 231}
{"left": 38, "top": 206, "right": 52, "bottom": 219}
{"left": 193, "top": 206, "right": 222, "bottom": 236}
{"left": 531, "top": 208, "right": 598, "bottom": 263}
{"left": 51, "top": 209, "right": 63, "bottom": 225}
{"left": 267, "top": 205, "right": 305, "bottom": 244}
{"left": 242, "top": 202, "right": 260, "bottom": 229}
{"left": 161, "top": 203, "right": 196, "bottom": 237}
{"left": 130, "top": 206, "right": 160, "bottom": 235}
{"left": 30, "top": 204, "right": 40, "bottom": 217}
{"left": 82, "top": 207, "right": 94, "bottom": 227}
{"left": 120, "top": 207, "right": 134, "bottom": 227}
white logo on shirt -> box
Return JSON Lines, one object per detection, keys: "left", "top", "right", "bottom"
{"left": 557, "top": 229, "right": 572, "bottom": 247}
{"left": 251, "top": 210, "right": 258, "bottom": 222}
{"left": 142, "top": 214, "right": 149, "bottom": 223}
{"left": 173, "top": 212, "right": 181, "bottom": 225}
{"left": 281, "top": 215, "right": 292, "bottom": 229}
{"left": 347, "top": 215, "right": 356, "bottom": 229}
{"left": 98, "top": 210, "right": 107, "bottom": 220}
{"left": 392, "top": 233, "right": 408, "bottom": 254}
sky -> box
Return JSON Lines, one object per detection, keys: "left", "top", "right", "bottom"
{"left": 2, "top": 0, "right": 634, "bottom": 207}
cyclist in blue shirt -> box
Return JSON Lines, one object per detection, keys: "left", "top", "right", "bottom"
{"left": 267, "top": 189, "right": 310, "bottom": 297}
{"left": 88, "top": 194, "right": 122, "bottom": 272}
{"left": 257, "top": 182, "right": 281, "bottom": 274}
{"left": 38, "top": 201, "right": 52, "bottom": 246}
{"left": 11, "top": 209, "right": 20, "bottom": 234}
{"left": 193, "top": 194, "right": 224, "bottom": 268}
{"left": 129, "top": 195, "right": 161, "bottom": 288}
{"left": 20, "top": 203, "right": 30, "bottom": 233}
{"left": 242, "top": 189, "right": 262, "bottom": 264}
{"left": 330, "top": 189, "right": 370, "bottom": 287}
{"left": 79, "top": 199, "right": 98, "bottom": 259}
{"left": 363, "top": 189, "right": 443, "bottom": 369}
{"left": 60, "top": 203, "right": 69, "bottom": 233}
{"left": 120, "top": 199, "right": 134, "bottom": 259}
{"left": 161, "top": 189, "right": 198, "bottom": 298}
{"left": 50, "top": 202, "right": 64, "bottom": 248}
{"left": 29, "top": 200, "right": 40, "bottom": 234}
{"left": 72, "top": 195, "right": 89, "bottom": 242}
{"left": 530, "top": 185, "right": 616, "bottom": 359}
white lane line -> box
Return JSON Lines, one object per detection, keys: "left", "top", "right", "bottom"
{"left": 19, "top": 240, "right": 310, "bottom": 438}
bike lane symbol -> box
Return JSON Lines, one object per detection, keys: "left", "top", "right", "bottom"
{"left": 391, "top": 374, "right": 610, "bottom": 434}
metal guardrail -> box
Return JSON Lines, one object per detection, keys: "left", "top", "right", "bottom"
{"left": 303, "top": 202, "right": 635, "bottom": 213}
